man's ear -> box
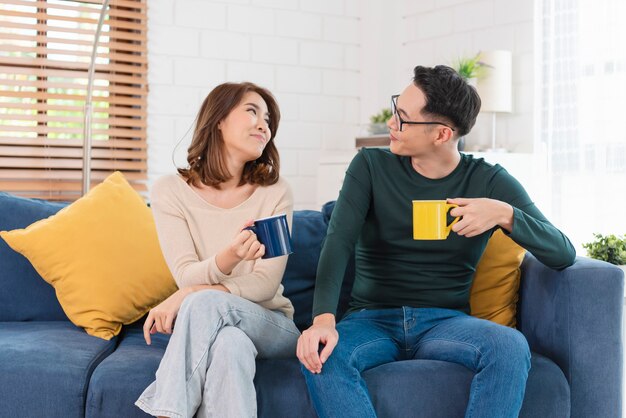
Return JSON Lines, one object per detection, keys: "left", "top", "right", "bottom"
{"left": 433, "top": 126, "right": 454, "bottom": 145}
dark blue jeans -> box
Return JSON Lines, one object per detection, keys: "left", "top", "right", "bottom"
{"left": 302, "top": 307, "right": 531, "bottom": 418}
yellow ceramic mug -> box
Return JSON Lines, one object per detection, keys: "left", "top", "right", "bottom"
{"left": 412, "top": 200, "right": 460, "bottom": 240}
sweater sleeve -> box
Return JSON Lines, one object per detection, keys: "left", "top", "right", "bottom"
{"left": 312, "top": 150, "right": 373, "bottom": 317}
{"left": 150, "top": 179, "right": 228, "bottom": 288}
{"left": 220, "top": 183, "right": 294, "bottom": 302}
{"left": 488, "top": 167, "right": 576, "bottom": 270}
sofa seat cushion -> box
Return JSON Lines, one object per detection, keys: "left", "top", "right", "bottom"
{"left": 87, "top": 327, "right": 171, "bottom": 418}
{"left": 254, "top": 352, "right": 569, "bottom": 418}
{"left": 0, "top": 321, "right": 116, "bottom": 418}
{"left": 364, "top": 352, "right": 569, "bottom": 418}
{"left": 92, "top": 330, "right": 569, "bottom": 418}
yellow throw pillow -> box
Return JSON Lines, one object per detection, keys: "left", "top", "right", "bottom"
{"left": 469, "top": 229, "right": 526, "bottom": 328}
{"left": 0, "top": 172, "right": 177, "bottom": 340}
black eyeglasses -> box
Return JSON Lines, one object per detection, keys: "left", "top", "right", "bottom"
{"left": 391, "top": 95, "right": 455, "bottom": 132}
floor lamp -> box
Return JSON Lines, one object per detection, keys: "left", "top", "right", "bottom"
{"left": 82, "top": 0, "right": 110, "bottom": 196}
{"left": 476, "top": 50, "right": 512, "bottom": 152}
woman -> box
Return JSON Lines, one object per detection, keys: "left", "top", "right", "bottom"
{"left": 135, "top": 82, "right": 299, "bottom": 418}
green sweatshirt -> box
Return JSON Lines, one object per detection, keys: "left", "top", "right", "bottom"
{"left": 312, "top": 148, "right": 576, "bottom": 317}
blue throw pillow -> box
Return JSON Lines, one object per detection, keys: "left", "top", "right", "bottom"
{"left": 283, "top": 210, "right": 326, "bottom": 331}
{"left": 283, "top": 203, "right": 356, "bottom": 331}
{"left": 0, "top": 192, "right": 69, "bottom": 321}
{"left": 321, "top": 201, "right": 356, "bottom": 321}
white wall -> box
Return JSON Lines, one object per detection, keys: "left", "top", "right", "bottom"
{"left": 147, "top": 0, "right": 537, "bottom": 208}
{"left": 147, "top": 0, "right": 361, "bottom": 209}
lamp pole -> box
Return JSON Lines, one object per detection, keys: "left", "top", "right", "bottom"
{"left": 82, "top": 0, "right": 110, "bottom": 196}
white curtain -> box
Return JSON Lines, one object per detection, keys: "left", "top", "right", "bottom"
{"left": 540, "top": 0, "right": 626, "bottom": 250}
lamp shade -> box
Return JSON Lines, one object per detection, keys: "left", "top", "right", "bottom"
{"left": 477, "top": 50, "right": 512, "bottom": 113}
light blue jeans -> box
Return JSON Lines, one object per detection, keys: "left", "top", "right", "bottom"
{"left": 136, "top": 290, "right": 300, "bottom": 418}
{"left": 302, "top": 307, "right": 531, "bottom": 418}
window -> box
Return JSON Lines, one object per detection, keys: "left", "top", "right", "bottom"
{"left": 539, "top": 0, "right": 626, "bottom": 248}
{"left": 0, "top": 0, "right": 147, "bottom": 200}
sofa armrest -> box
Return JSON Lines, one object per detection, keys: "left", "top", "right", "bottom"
{"left": 518, "top": 254, "right": 624, "bottom": 418}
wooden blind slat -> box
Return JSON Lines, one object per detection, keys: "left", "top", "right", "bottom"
{"left": 0, "top": 56, "right": 147, "bottom": 76}
{"left": 0, "top": 157, "right": 146, "bottom": 170}
{"left": 0, "top": 124, "right": 145, "bottom": 138}
{"left": 1, "top": 77, "right": 148, "bottom": 97}
{"left": 0, "top": 20, "right": 147, "bottom": 42}
{"left": 1, "top": 90, "right": 147, "bottom": 107}
{"left": 0, "top": 102, "right": 145, "bottom": 117}
{"left": 0, "top": 32, "right": 146, "bottom": 54}
{"left": 0, "top": 145, "right": 147, "bottom": 159}
{"left": 7, "top": 0, "right": 146, "bottom": 21}
{"left": 0, "top": 181, "right": 148, "bottom": 193}
{"left": 0, "top": 65, "right": 146, "bottom": 85}
{"left": 0, "top": 137, "right": 147, "bottom": 149}
{"left": 0, "top": 168, "right": 147, "bottom": 181}
{"left": 4, "top": 0, "right": 146, "bottom": 13}
{"left": 0, "top": 45, "right": 148, "bottom": 65}
{"left": 2, "top": 113, "right": 146, "bottom": 128}
{"left": 0, "top": 9, "right": 147, "bottom": 32}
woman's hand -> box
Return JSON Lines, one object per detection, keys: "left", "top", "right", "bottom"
{"left": 143, "top": 287, "right": 192, "bottom": 345}
{"left": 230, "top": 224, "right": 266, "bottom": 261}
{"left": 143, "top": 284, "right": 230, "bottom": 345}
{"left": 215, "top": 220, "right": 265, "bottom": 275}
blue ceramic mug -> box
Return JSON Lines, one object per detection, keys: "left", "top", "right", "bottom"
{"left": 244, "top": 213, "right": 293, "bottom": 259}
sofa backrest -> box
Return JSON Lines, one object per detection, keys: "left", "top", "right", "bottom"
{"left": 0, "top": 191, "right": 353, "bottom": 328}
{"left": 0, "top": 192, "right": 69, "bottom": 321}
{"left": 283, "top": 202, "right": 355, "bottom": 331}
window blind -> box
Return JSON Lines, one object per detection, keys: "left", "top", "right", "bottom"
{"left": 0, "top": 0, "right": 147, "bottom": 201}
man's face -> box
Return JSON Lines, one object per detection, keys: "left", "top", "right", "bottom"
{"left": 387, "top": 84, "right": 442, "bottom": 157}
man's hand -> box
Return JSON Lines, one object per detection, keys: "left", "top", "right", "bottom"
{"left": 448, "top": 197, "right": 514, "bottom": 237}
{"left": 297, "top": 313, "right": 339, "bottom": 374}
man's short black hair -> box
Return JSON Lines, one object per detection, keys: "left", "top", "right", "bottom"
{"left": 412, "top": 65, "right": 481, "bottom": 138}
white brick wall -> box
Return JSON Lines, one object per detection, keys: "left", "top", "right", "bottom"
{"left": 147, "top": 0, "right": 537, "bottom": 208}
{"left": 147, "top": 0, "right": 361, "bottom": 209}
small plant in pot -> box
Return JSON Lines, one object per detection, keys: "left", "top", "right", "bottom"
{"left": 368, "top": 108, "right": 392, "bottom": 135}
{"left": 453, "top": 52, "right": 486, "bottom": 85}
{"left": 583, "top": 233, "right": 626, "bottom": 274}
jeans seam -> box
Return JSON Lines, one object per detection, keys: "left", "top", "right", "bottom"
{"left": 186, "top": 317, "right": 224, "bottom": 385}
{"left": 227, "top": 306, "right": 301, "bottom": 336}
{"left": 348, "top": 339, "right": 388, "bottom": 417}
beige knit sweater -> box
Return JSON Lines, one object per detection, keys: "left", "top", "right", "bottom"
{"left": 150, "top": 174, "right": 295, "bottom": 319}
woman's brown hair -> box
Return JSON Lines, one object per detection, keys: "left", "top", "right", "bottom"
{"left": 178, "top": 82, "right": 281, "bottom": 188}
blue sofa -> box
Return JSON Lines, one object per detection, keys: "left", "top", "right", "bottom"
{"left": 0, "top": 192, "right": 623, "bottom": 418}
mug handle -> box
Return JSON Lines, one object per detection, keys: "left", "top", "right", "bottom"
{"left": 243, "top": 225, "right": 257, "bottom": 234}
{"left": 445, "top": 203, "right": 460, "bottom": 234}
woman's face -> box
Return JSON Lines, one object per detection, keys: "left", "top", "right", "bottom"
{"left": 218, "top": 91, "right": 271, "bottom": 163}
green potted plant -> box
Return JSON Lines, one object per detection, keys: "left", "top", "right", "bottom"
{"left": 583, "top": 233, "right": 626, "bottom": 275}
{"left": 452, "top": 52, "right": 486, "bottom": 85}
{"left": 368, "top": 107, "right": 392, "bottom": 135}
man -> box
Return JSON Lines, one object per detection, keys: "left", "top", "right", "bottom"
{"left": 296, "top": 65, "right": 576, "bottom": 418}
